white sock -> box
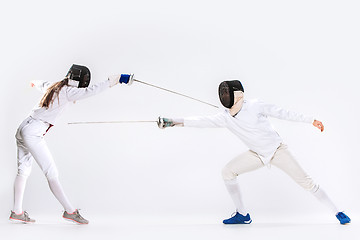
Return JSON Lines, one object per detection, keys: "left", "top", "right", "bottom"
{"left": 312, "top": 187, "right": 339, "bottom": 215}
{"left": 47, "top": 178, "right": 76, "bottom": 213}
{"left": 224, "top": 179, "right": 248, "bottom": 215}
{"left": 13, "top": 175, "right": 27, "bottom": 215}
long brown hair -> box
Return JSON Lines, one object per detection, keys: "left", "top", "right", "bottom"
{"left": 39, "top": 79, "right": 68, "bottom": 108}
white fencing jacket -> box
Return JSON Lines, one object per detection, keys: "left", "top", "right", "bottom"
{"left": 30, "top": 80, "right": 111, "bottom": 125}
{"left": 184, "top": 99, "right": 314, "bottom": 164}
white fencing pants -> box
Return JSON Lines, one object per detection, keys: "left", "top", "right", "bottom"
{"left": 16, "top": 117, "right": 58, "bottom": 179}
{"left": 222, "top": 144, "right": 319, "bottom": 192}
{"left": 221, "top": 144, "right": 334, "bottom": 215}
{"left": 13, "top": 117, "right": 75, "bottom": 214}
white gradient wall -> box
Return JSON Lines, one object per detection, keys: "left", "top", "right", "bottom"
{"left": 1, "top": 0, "right": 359, "bottom": 219}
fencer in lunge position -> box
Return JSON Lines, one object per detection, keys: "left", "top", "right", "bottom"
{"left": 10, "top": 64, "right": 133, "bottom": 224}
{"left": 158, "top": 80, "right": 351, "bottom": 225}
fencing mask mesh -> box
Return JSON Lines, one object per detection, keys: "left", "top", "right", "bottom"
{"left": 66, "top": 64, "right": 91, "bottom": 88}
{"left": 218, "top": 80, "right": 244, "bottom": 108}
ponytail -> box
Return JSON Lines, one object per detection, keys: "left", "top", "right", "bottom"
{"left": 39, "top": 79, "right": 68, "bottom": 108}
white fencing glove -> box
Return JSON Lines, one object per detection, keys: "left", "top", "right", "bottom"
{"left": 108, "top": 73, "right": 134, "bottom": 87}
{"left": 119, "top": 73, "right": 134, "bottom": 85}
{"left": 157, "top": 117, "right": 184, "bottom": 129}
{"left": 157, "top": 117, "right": 175, "bottom": 129}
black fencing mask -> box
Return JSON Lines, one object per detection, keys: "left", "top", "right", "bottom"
{"left": 66, "top": 64, "right": 91, "bottom": 88}
{"left": 218, "top": 80, "right": 244, "bottom": 108}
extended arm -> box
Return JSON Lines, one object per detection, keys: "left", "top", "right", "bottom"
{"left": 30, "top": 80, "right": 52, "bottom": 93}
{"left": 66, "top": 80, "right": 111, "bottom": 102}
{"left": 259, "top": 102, "right": 314, "bottom": 123}
{"left": 259, "top": 101, "right": 324, "bottom": 132}
{"left": 66, "top": 74, "right": 132, "bottom": 102}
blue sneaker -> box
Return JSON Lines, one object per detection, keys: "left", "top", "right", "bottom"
{"left": 336, "top": 212, "right": 351, "bottom": 225}
{"left": 223, "top": 212, "right": 252, "bottom": 224}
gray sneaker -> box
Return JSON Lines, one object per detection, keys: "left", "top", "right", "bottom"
{"left": 63, "top": 209, "right": 89, "bottom": 224}
{"left": 9, "top": 211, "right": 35, "bottom": 223}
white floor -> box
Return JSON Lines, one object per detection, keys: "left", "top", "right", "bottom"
{"left": 0, "top": 214, "right": 358, "bottom": 240}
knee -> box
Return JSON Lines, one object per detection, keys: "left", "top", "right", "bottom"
{"left": 298, "top": 176, "right": 319, "bottom": 193}
{"left": 17, "top": 170, "right": 30, "bottom": 179}
{"left": 222, "top": 165, "right": 237, "bottom": 181}
{"left": 44, "top": 167, "right": 59, "bottom": 180}
{"left": 17, "top": 165, "right": 32, "bottom": 178}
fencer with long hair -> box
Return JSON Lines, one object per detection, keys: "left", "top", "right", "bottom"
{"left": 10, "top": 64, "right": 132, "bottom": 224}
{"left": 158, "top": 80, "right": 351, "bottom": 225}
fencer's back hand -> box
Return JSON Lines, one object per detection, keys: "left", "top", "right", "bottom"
{"left": 157, "top": 117, "right": 175, "bottom": 129}
{"left": 312, "top": 119, "right": 324, "bottom": 132}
